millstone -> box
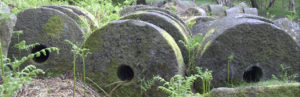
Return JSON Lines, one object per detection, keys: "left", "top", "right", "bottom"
{"left": 120, "top": 11, "right": 189, "bottom": 65}
{"left": 208, "top": 5, "right": 227, "bottom": 16}
{"left": 273, "top": 18, "right": 300, "bottom": 43}
{"left": 193, "top": 14, "right": 300, "bottom": 92}
{"left": 41, "top": 5, "right": 91, "bottom": 33}
{"left": 191, "top": 17, "right": 216, "bottom": 35}
{"left": 0, "top": 1, "right": 16, "bottom": 57}
{"left": 82, "top": 19, "right": 184, "bottom": 97}
{"left": 121, "top": 5, "right": 191, "bottom": 35}
{"left": 180, "top": 7, "right": 207, "bottom": 17}
{"left": 8, "top": 7, "right": 84, "bottom": 76}
{"left": 225, "top": 7, "right": 242, "bottom": 16}
{"left": 59, "top": 5, "right": 98, "bottom": 29}
{"left": 243, "top": 8, "right": 258, "bottom": 15}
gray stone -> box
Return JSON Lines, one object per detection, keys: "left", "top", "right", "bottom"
{"left": 234, "top": 2, "right": 248, "bottom": 10}
{"left": 193, "top": 14, "right": 300, "bottom": 92}
{"left": 120, "top": 11, "right": 189, "bottom": 65}
{"left": 243, "top": 8, "right": 258, "bottom": 15}
{"left": 225, "top": 7, "right": 242, "bottom": 16}
{"left": 180, "top": 7, "right": 207, "bottom": 17}
{"left": 208, "top": 5, "right": 227, "bottom": 16}
{"left": 82, "top": 19, "right": 184, "bottom": 97}
{"left": 59, "top": 5, "right": 98, "bottom": 29}
{"left": 210, "top": 83, "right": 300, "bottom": 97}
{"left": 191, "top": 18, "right": 216, "bottom": 35}
{"left": 174, "top": 0, "right": 196, "bottom": 12}
{"left": 273, "top": 18, "right": 300, "bottom": 43}
{"left": 120, "top": 5, "right": 191, "bottom": 36}
{"left": 149, "top": 1, "right": 167, "bottom": 7}
{"left": 8, "top": 7, "right": 84, "bottom": 76}
{"left": 0, "top": 2, "right": 16, "bottom": 57}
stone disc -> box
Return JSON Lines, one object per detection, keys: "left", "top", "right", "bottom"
{"left": 82, "top": 19, "right": 184, "bottom": 97}
{"left": 120, "top": 5, "right": 191, "bottom": 35}
{"left": 193, "top": 14, "right": 300, "bottom": 92}
{"left": 8, "top": 7, "right": 84, "bottom": 76}
{"left": 121, "top": 11, "right": 189, "bottom": 65}
{"left": 59, "top": 5, "right": 98, "bottom": 29}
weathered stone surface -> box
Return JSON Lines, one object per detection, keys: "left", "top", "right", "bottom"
{"left": 193, "top": 14, "right": 300, "bottom": 92}
{"left": 273, "top": 18, "right": 300, "bottom": 41}
{"left": 225, "top": 7, "right": 243, "bottom": 16}
{"left": 234, "top": 2, "right": 248, "bottom": 10}
{"left": 121, "top": 11, "right": 189, "bottom": 65}
{"left": 149, "top": 0, "right": 166, "bottom": 7}
{"left": 208, "top": 5, "right": 227, "bottom": 16}
{"left": 243, "top": 8, "right": 258, "bottom": 15}
{"left": 121, "top": 5, "right": 191, "bottom": 35}
{"left": 59, "top": 5, "right": 98, "bottom": 29}
{"left": 82, "top": 19, "right": 184, "bottom": 97}
{"left": 210, "top": 83, "right": 300, "bottom": 97}
{"left": 42, "top": 5, "right": 95, "bottom": 33}
{"left": 180, "top": 7, "right": 206, "bottom": 17}
{"left": 8, "top": 7, "right": 84, "bottom": 76}
{"left": 191, "top": 17, "right": 216, "bottom": 35}
{"left": 0, "top": 1, "right": 16, "bottom": 57}
{"left": 174, "top": 0, "right": 196, "bottom": 12}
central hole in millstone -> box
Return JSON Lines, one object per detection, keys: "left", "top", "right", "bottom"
{"left": 117, "top": 65, "right": 134, "bottom": 81}
{"left": 31, "top": 44, "right": 50, "bottom": 63}
{"left": 243, "top": 66, "right": 263, "bottom": 83}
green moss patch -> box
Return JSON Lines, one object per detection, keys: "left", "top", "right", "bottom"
{"left": 42, "top": 16, "right": 64, "bottom": 39}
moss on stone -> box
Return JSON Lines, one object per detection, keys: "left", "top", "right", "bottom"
{"left": 42, "top": 16, "right": 64, "bottom": 39}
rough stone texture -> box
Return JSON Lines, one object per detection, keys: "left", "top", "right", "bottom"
{"left": 226, "top": 7, "right": 243, "bottom": 16}
{"left": 8, "top": 7, "right": 84, "bottom": 76}
{"left": 120, "top": 5, "right": 191, "bottom": 36}
{"left": 234, "top": 2, "right": 248, "bottom": 10}
{"left": 41, "top": 6, "right": 90, "bottom": 33}
{"left": 273, "top": 18, "right": 300, "bottom": 41}
{"left": 208, "top": 5, "right": 227, "bottom": 16}
{"left": 59, "top": 5, "right": 98, "bottom": 29}
{"left": 149, "top": 1, "right": 166, "bottom": 7}
{"left": 180, "top": 7, "right": 206, "bottom": 17}
{"left": 191, "top": 17, "right": 216, "bottom": 35}
{"left": 121, "top": 11, "right": 189, "bottom": 65}
{"left": 210, "top": 83, "right": 300, "bottom": 97}
{"left": 82, "top": 19, "right": 184, "bottom": 97}
{"left": 243, "top": 8, "right": 258, "bottom": 16}
{"left": 193, "top": 14, "right": 300, "bottom": 92}
{"left": 0, "top": 1, "right": 16, "bottom": 57}
{"left": 173, "top": 0, "right": 196, "bottom": 12}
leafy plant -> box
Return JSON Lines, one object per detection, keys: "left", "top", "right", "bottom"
{"left": 65, "top": 40, "right": 90, "bottom": 97}
{"left": 227, "top": 54, "right": 234, "bottom": 84}
{"left": 0, "top": 40, "right": 59, "bottom": 96}
{"left": 272, "top": 64, "right": 298, "bottom": 82}
{"left": 287, "top": 11, "right": 298, "bottom": 21}
{"left": 179, "top": 33, "right": 204, "bottom": 75}
{"left": 153, "top": 67, "right": 212, "bottom": 97}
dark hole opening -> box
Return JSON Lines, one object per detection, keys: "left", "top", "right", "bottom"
{"left": 243, "top": 66, "right": 263, "bottom": 83}
{"left": 31, "top": 44, "right": 50, "bottom": 63}
{"left": 117, "top": 65, "right": 134, "bottom": 81}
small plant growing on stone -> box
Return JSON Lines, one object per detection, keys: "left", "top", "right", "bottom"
{"left": 179, "top": 33, "right": 204, "bottom": 75}
{"left": 152, "top": 67, "right": 212, "bottom": 97}
{"left": 0, "top": 41, "right": 59, "bottom": 96}
{"left": 287, "top": 11, "right": 298, "bottom": 22}
{"left": 227, "top": 54, "right": 234, "bottom": 84}
{"left": 272, "top": 64, "right": 298, "bottom": 82}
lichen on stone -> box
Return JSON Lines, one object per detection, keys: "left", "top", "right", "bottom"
{"left": 42, "top": 16, "right": 64, "bottom": 39}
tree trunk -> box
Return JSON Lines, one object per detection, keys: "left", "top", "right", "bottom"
{"left": 289, "top": 0, "right": 296, "bottom": 13}
{"left": 267, "top": 0, "right": 276, "bottom": 10}
{"left": 137, "top": 0, "right": 146, "bottom": 5}
{"left": 250, "top": 0, "right": 259, "bottom": 9}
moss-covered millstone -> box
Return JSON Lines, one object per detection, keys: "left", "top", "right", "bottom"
{"left": 193, "top": 14, "right": 300, "bottom": 92}
{"left": 120, "top": 5, "right": 191, "bottom": 36}
{"left": 208, "top": 5, "right": 227, "bottom": 16}
{"left": 82, "top": 19, "right": 184, "bottom": 97}
{"left": 179, "top": 7, "right": 207, "bottom": 17}
{"left": 41, "top": 5, "right": 95, "bottom": 34}
{"left": 0, "top": 1, "right": 16, "bottom": 57}
{"left": 8, "top": 7, "right": 84, "bottom": 76}
{"left": 59, "top": 5, "right": 98, "bottom": 29}
{"left": 187, "top": 16, "right": 217, "bottom": 34}
{"left": 225, "top": 7, "right": 243, "bottom": 16}
{"left": 120, "top": 11, "right": 189, "bottom": 66}
{"left": 210, "top": 83, "right": 300, "bottom": 97}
